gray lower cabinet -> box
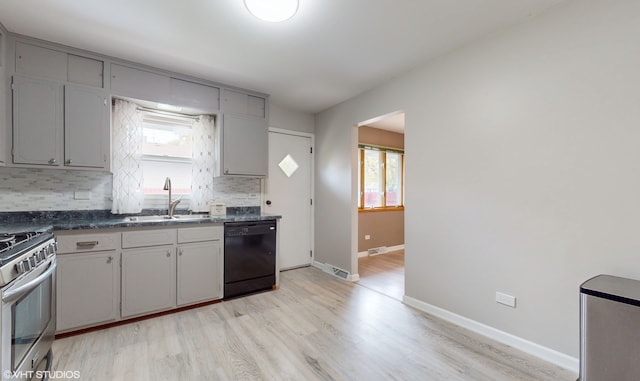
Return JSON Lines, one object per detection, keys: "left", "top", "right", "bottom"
{"left": 56, "top": 251, "right": 120, "bottom": 332}
{"left": 121, "top": 246, "right": 177, "bottom": 318}
{"left": 55, "top": 224, "right": 223, "bottom": 332}
{"left": 177, "top": 241, "right": 222, "bottom": 306}
{"left": 55, "top": 231, "right": 121, "bottom": 333}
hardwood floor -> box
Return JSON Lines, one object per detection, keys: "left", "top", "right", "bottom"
{"left": 51, "top": 267, "right": 576, "bottom": 380}
{"left": 357, "top": 250, "right": 404, "bottom": 300}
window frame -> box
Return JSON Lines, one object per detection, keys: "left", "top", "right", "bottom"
{"left": 358, "top": 144, "right": 405, "bottom": 212}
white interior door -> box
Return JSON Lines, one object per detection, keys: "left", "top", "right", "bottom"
{"left": 266, "top": 131, "right": 312, "bottom": 270}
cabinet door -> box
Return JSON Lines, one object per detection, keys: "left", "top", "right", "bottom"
{"left": 12, "top": 75, "right": 62, "bottom": 166}
{"left": 110, "top": 64, "right": 171, "bottom": 104}
{"left": 221, "top": 89, "right": 266, "bottom": 118}
{"left": 170, "top": 78, "right": 219, "bottom": 113}
{"left": 64, "top": 85, "right": 109, "bottom": 168}
{"left": 15, "top": 42, "right": 67, "bottom": 81}
{"left": 56, "top": 252, "right": 119, "bottom": 332}
{"left": 122, "top": 246, "right": 176, "bottom": 318}
{"left": 221, "top": 114, "right": 268, "bottom": 176}
{"left": 68, "top": 54, "right": 104, "bottom": 88}
{"left": 177, "top": 241, "right": 222, "bottom": 306}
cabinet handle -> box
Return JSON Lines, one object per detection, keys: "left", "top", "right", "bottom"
{"left": 178, "top": 249, "right": 183, "bottom": 256}
{"left": 76, "top": 241, "right": 99, "bottom": 247}
{"left": 166, "top": 250, "right": 171, "bottom": 257}
{"left": 106, "top": 256, "right": 113, "bottom": 264}
{"left": 65, "top": 159, "right": 72, "bottom": 165}
{"left": 48, "top": 158, "right": 57, "bottom": 165}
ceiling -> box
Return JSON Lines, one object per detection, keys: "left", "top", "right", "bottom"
{"left": 0, "top": 0, "right": 569, "bottom": 114}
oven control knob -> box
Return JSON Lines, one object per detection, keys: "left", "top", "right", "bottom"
{"left": 29, "top": 256, "right": 37, "bottom": 267}
{"left": 16, "top": 259, "right": 31, "bottom": 274}
{"left": 38, "top": 250, "right": 47, "bottom": 261}
{"left": 15, "top": 261, "right": 26, "bottom": 274}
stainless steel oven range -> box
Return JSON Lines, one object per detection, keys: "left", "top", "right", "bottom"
{"left": 0, "top": 231, "right": 57, "bottom": 381}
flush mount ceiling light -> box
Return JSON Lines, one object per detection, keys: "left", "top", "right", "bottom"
{"left": 244, "top": 0, "right": 298, "bottom": 22}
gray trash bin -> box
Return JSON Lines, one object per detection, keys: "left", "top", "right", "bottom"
{"left": 580, "top": 274, "right": 640, "bottom": 380}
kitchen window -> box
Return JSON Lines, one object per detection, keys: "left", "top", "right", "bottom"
{"left": 358, "top": 144, "right": 404, "bottom": 210}
{"left": 141, "top": 112, "right": 194, "bottom": 198}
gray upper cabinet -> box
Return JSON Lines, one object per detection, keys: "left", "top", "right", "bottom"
{"left": 10, "top": 41, "right": 108, "bottom": 169}
{"left": 12, "top": 75, "right": 109, "bottom": 169}
{"left": 218, "top": 114, "right": 268, "bottom": 177}
{"left": 12, "top": 75, "right": 63, "bottom": 166}
{"left": 15, "top": 42, "right": 67, "bottom": 81}
{"left": 15, "top": 42, "right": 104, "bottom": 88}
{"left": 170, "top": 78, "right": 219, "bottom": 113}
{"left": 217, "top": 88, "right": 268, "bottom": 177}
{"left": 222, "top": 89, "right": 266, "bottom": 118}
{"left": 110, "top": 63, "right": 171, "bottom": 104}
{"left": 0, "top": 30, "right": 7, "bottom": 165}
{"left": 68, "top": 54, "right": 104, "bottom": 88}
{"left": 111, "top": 64, "right": 220, "bottom": 113}
{"left": 65, "top": 85, "right": 109, "bottom": 168}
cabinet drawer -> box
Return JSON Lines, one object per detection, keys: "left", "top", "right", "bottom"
{"left": 56, "top": 232, "right": 119, "bottom": 254}
{"left": 177, "top": 225, "right": 223, "bottom": 244}
{"left": 122, "top": 229, "right": 176, "bottom": 248}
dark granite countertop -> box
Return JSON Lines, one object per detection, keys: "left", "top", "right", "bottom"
{"left": 0, "top": 224, "right": 53, "bottom": 235}
{"left": 0, "top": 207, "right": 280, "bottom": 233}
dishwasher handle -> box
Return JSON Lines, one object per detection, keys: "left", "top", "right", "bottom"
{"left": 225, "top": 221, "right": 276, "bottom": 237}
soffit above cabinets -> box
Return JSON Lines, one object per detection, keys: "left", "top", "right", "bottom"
{"left": 0, "top": 0, "right": 570, "bottom": 113}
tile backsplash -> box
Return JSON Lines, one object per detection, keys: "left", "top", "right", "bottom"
{"left": 0, "top": 167, "right": 261, "bottom": 212}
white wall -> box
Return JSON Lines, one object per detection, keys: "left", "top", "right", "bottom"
{"left": 269, "top": 102, "right": 314, "bottom": 134}
{"left": 315, "top": 0, "right": 640, "bottom": 361}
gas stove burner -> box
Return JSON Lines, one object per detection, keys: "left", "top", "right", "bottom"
{"left": 0, "top": 231, "right": 43, "bottom": 255}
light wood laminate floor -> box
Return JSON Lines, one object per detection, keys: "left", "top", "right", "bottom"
{"left": 51, "top": 267, "right": 576, "bottom": 380}
{"left": 358, "top": 250, "right": 404, "bottom": 300}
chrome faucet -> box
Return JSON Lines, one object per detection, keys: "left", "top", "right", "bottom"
{"left": 163, "top": 177, "right": 181, "bottom": 218}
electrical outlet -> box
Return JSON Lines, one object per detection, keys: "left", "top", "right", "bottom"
{"left": 496, "top": 292, "right": 516, "bottom": 308}
{"left": 364, "top": 235, "right": 371, "bottom": 240}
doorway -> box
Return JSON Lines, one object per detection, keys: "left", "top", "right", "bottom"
{"left": 264, "top": 129, "right": 314, "bottom": 270}
{"left": 355, "top": 111, "right": 405, "bottom": 299}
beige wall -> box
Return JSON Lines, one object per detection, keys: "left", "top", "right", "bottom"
{"left": 358, "top": 210, "right": 404, "bottom": 252}
{"left": 358, "top": 126, "right": 404, "bottom": 252}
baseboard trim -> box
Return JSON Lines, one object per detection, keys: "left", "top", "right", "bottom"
{"left": 358, "top": 244, "right": 405, "bottom": 257}
{"left": 402, "top": 296, "right": 579, "bottom": 373}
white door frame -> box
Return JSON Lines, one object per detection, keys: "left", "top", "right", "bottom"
{"left": 263, "top": 127, "right": 315, "bottom": 265}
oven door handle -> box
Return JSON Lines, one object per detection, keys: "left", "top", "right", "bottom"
{"left": 2, "top": 258, "right": 57, "bottom": 303}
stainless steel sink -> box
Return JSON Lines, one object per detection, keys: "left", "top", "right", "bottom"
{"left": 125, "top": 214, "right": 211, "bottom": 222}
{"left": 125, "top": 215, "right": 173, "bottom": 222}
{"left": 172, "top": 214, "right": 211, "bottom": 220}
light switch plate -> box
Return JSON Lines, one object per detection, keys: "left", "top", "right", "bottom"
{"left": 74, "top": 191, "right": 91, "bottom": 200}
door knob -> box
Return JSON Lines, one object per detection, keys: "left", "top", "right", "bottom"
{"left": 266, "top": 200, "right": 272, "bottom": 205}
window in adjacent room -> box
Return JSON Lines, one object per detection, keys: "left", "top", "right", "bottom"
{"left": 358, "top": 144, "right": 404, "bottom": 210}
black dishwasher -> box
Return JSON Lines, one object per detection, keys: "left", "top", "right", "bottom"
{"left": 224, "top": 221, "right": 276, "bottom": 298}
